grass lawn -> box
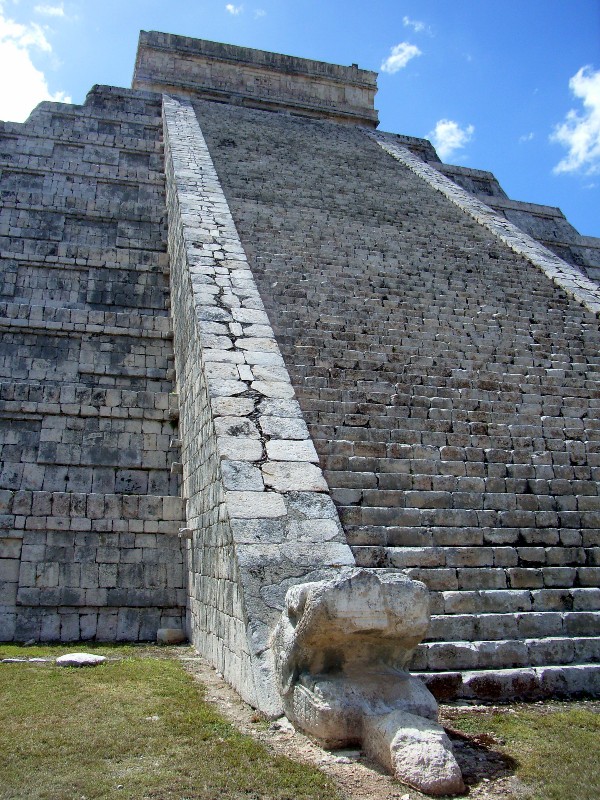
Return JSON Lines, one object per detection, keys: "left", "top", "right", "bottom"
{"left": 0, "top": 644, "right": 340, "bottom": 800}
{"left": 1, "top": 644, "right": 599, "bottom": 800}
{"left": 443, "top": 702, "right": 600, "bottom": 800}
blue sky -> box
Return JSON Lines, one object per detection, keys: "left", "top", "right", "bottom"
{"left": 1, "top": 0, "right": 599, "bottom": 237}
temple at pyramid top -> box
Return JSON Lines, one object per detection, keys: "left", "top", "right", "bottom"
{"left": 132, "top": 30, "right": 379, "bottom": 127}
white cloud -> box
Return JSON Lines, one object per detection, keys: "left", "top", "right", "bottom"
{"left": 254, "top": 8, "right": 266, "bottom": 17}
{"left": 225, "top": 3, "right": 243, "bottom": 15}
{"left": 519, "top": 132, "right": 535, "bottom": 143}
{"left": 0, "top": 6, "right": 70, "bottom": 122}
{"left": 403, "top": 16, "right": 426, "bottom": 33}
{"left": 34, "top": 3, "right": 65, "bottom": 17}
{"left": 427, "top": 119, "right": 474, "bottom": 160}
{"left": 551, "top": 66, "right": 600, "bottom": 175}
{"left": 380, "top": 42, "right": 421, "bottom": 74}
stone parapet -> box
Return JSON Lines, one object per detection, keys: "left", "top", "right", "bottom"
{"left": 373, "top": 132, "right": 600, "bottom": 315}
{"left": 162, "top": 94, "right": 354, "bottom": 714}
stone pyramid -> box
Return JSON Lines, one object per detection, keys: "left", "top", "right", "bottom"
{"left": 1, "top": 31, "right": 599, "bottom": 710}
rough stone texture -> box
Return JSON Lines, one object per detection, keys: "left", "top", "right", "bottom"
{"left": 385, "top": 133, "right": 600, "bottom": 283}
{"left": 162, "top": 94, "right": 354, "bottom": 714}
{"left": 1, "top": 30, "right": 599, "bottom": 704}
{"left": 133, "top": 31, "right": 378, "bottom": 128}
{"left": 0, "top": 86, "right": 185, "bottom": 641}
{"left": 195, "top": 93, "right": 600, "bottom": 700}
{"left": 156, "top": 626, "right": 186, "bottom": 644}
{"left": 374, "top": 134, "right": 600, "bottom": 314}
{"left": 435, "top": 168, "right": 600, "bottom": 286}
{"left": 272, "top": 569, "right": 464, "bottom": 795}
{"left": 363, "top": 711, "right": 465, "bottom": 796}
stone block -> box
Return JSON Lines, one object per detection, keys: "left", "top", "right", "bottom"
{"left": 262, "top": 462, "right": 328, "bottom": 492}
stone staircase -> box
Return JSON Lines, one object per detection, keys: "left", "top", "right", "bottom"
{"left": 196, "top": 98, "right": 600, "bottom": 698}
{"left": 0, "top": 86, "right": 185, "bottom": 642}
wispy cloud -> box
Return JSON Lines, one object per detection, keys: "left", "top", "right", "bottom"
{"left": 225, "top": 3, "right": 243, "bottom": 15}
{"left": 519, "top": 132, "right": 535, "bottom": 143}
{"left": 0, "top": 5, "right": 70, "bottom": 122}
{"left": 427, "top": 119, "right": 474, "bottom": 160}
{"left": 403, "top": 15, "right": 429, "bottom": 34}
{"left": 380, "top": 42, "right": 421, "bottom": 74}
{"left": 254, "top": 8, "right": 266, "bottom": 18}
{"left": 551, "top": 65, "right": 600, "bottom": 175}
{"left": 34, "top": 3, "right": 65, "bottom": 17}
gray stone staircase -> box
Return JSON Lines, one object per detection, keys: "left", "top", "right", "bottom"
{"left": 196, "top": 98, "right": 600, "bottom": 698}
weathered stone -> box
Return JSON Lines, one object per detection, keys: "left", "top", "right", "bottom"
{"left": 265, "top": 440, "right": 319, "bottom": 462}
{"left": 218, "top": 437, "right": 263, "bottom": 462}
{"left": 211, "top": 396, "right": 255, "bottom": 417}
{"left": 272, "top": 569, "right": 463, "bottom": 793}
{"left": 56, "top": 653, "right": 107, "bottom": 667}
{"left": 262, "top": 462, "right": 328, "bottom": 492}
{"left": 363, "top": 711, "right": 465, "bottom": 796}
{"left": 251, "top": 381, "right": 295, "bottom": 399}
{"left": 2, "top": 27, "right": 600, "bottom": 719}
{"left": 221, "top": 461, "right": 264, "bottom": 491}
{"left": 157, "top": 628, "right": 187, "bottom": 644}
{"left": 225, "top": 491, "right": 287, "bottom": 519}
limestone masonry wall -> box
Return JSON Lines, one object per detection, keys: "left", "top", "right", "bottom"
{"left": 134, "top": 31, "right": 378, "bottom": 128}
{"left": 0, "top": 86, "right": 185, "bottom": 641}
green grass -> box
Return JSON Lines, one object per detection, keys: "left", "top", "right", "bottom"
{"left": 0, "top": 646, "right": 341, "bottom": 800}
{"left": 3, "top": 645, "right": 599, "bottom": 800}
{"left": 447, "top": 704, "right": 600, "bottom": 800}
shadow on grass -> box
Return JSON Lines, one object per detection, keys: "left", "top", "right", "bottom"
{"left": 445, "top": 727, "right": 519, "bottom": 790}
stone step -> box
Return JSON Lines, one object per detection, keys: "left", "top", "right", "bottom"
{"left": 331, "top": 483, "right": 600, "bottom": 507}
{"left": 345, "top": 524, "right": 599, "bottom": 548}
{"left": 411, "top": 635, "right": 600, "bottom": 673}
{"left": 424, "top": 611, "right": 600, "bottom": 643}
{"left": 0, "top": 302, "right": 171, "bottom": 336}
{"left": 414, "top": 663, "right": 600, "bottom": 702}
{"left": 0, "top": 490, "right": 184, "bottom": 530}
{"left": 431, "top": 587, "right": 600, "bottom": 614}
{"left": 0, "top": 382, "right": 175, "bottom": 419}
{"left": 340, "top": 505, "right": 600, "bottom": 533}
{"left": 0, "top": 183, "right": 166, "bottom": 221}
{"left": 351, "top": 544, "right": 598, "bottom": 571}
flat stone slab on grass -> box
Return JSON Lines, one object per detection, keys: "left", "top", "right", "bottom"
{"left": 56, "top": 653, "right": 107, "bottom": 667}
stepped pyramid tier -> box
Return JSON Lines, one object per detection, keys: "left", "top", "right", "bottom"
{"left": 0, "top": 86, "right": 186, "bottom": 642}
{"left": 1, "top": 31, "right": 599, "bottom": 713}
